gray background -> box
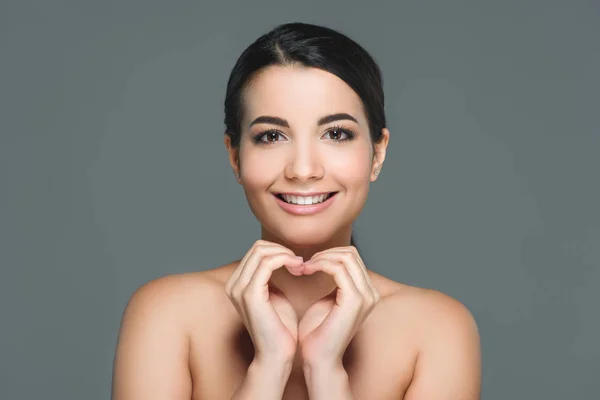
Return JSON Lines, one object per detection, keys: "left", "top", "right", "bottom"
{"left": 1, "top": 0, "right": 598, "bottom": 399}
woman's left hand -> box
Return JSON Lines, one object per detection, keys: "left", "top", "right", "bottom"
{"left": 297, "top": 246, "right": 381, "bottom": 369}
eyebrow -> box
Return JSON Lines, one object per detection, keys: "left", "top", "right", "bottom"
{"left": 248, "top": 113, "right": 358, "bottom": 128}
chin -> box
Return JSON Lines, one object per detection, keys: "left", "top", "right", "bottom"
{"left": 274, "top": 229, "right": 338, "bottom": 248}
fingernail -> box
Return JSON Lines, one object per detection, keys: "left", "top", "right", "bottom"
{"left": 295, "top": 256, "right": 304, "bottom": 262}
{"left": 303, "top": 259, "right": 313, "bottom": 265}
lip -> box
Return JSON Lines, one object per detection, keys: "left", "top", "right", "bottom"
{"left": 274, "top": 192, "right": 338, "bottom": 215}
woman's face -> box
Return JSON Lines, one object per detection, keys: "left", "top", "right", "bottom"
{"left": 226, "top": 65, "right": 388, "bottom": 247}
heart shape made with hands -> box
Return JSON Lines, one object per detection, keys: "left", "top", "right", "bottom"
{"left": 268, "top": 273, "right": 338, "bottom": 362}
{"left": 268, "top": 263, "right": 336, "bottom": 324}
{"left": 268, "top": 254, "right": 377, "bottom": 365}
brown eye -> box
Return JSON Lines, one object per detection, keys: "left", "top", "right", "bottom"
{"left": 264, "top": 131, "right": 280, "bottom": 142}
{"left": 252, "top": 130, "right": 285, "bottom": 144}
{"left": 325, "top": 127, "right": 353, "bottom": 141}
{"left": 329, "top": 128, "right": 343, "bottom": 140}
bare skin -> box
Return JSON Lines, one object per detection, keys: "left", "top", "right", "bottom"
{"left": 112, "top": 64, "right": 481, "bottom": 399}
{"left": 112, "top": 259, "right": 481, "bottom": 399}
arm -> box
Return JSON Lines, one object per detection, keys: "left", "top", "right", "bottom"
{"left": 231, "top": 359, "right": 294, "bottom": 400}
{"left": 111, "top": 276, "right": 192, "bottom": 400}
{"left": 404, "top": 291, "right": 482, "bottom": 400}
{"left": 303, "top": 362, "right": 356, "bottom": 400}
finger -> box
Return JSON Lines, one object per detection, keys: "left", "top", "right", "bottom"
{"left": 347, "top": 246, "right": 377, "bottom": 294}
{"left": 309, "top": 251, "right": 374, "bottom": 300}
{"left": 347, "top": 246, "right": 381, "bottom": 302}
{"left": 302, "top": 259, "right": 360, "bottom": 305}
{"left": 227, "top": 240, "right": 275, "bottom": 288}
{"left": 246, "top": 253, "right": 305, "bottom": 301}
{"left": 346, "top": 246, "right": 371, "bottom": 287}
{"left": 312, "top": 247, "right": 369, "bottom": 283}
{"left": 232, "top": 248, "right": 301, "bottom": 298}
{"left": 231, "top": 251, "right": 302, "bottom": 328}
{"left": 226, "top": 242, "right": 296, "bottom": 294}
{"left": 311, "top": 249, "right": 369, "bottom": 283}
{"left": 316, "top": 247, "right": 379, "bottom": 303}
{"left": 226, "top": 240, "right": 261, "bottom": 293}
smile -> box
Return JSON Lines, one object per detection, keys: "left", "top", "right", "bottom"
{"left": 275, "top": 193, "right": 335, "bottom": 205}
{"left": 273, "top": 192, "right": 339, "bottom": 215}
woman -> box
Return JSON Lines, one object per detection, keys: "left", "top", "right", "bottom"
{"left": 112, "top": 22, "right": 481, "bottom": 400}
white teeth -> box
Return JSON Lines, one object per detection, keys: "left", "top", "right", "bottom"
{"left": 281, "top": 193, "right": 330, "bottom": 205}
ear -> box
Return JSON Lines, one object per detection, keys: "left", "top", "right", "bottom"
{"left": 371, "top": 128, "right": 389, "bottom": 181}
{"left": 224, "top": 133, "right": 242, "bottom": 183}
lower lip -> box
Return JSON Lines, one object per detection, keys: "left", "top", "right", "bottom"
{"left": 274, "top": 193, "right": 337, "bottom": 215}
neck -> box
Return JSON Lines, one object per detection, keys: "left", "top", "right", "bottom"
{"left": 260, "top": 225, "right": 353, "bottom": 307}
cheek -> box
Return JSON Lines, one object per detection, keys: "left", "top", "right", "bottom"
{"left": 326, "top": 145, "right": 373, "bottom": 182}
{"left": 239, "top": 148, "right": 284, "bottom": 189}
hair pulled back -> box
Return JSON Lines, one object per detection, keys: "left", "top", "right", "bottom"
{"left": 224, "top": 22, "right": 386, "bottom": 148}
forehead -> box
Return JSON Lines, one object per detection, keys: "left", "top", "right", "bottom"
{"left": 241, "top": 65, "right": 366, "bottom": 127}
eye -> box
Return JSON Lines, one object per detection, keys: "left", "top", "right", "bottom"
{"left": 323, "top": 126, "right": 356, "bottom": 142}
{"left": 252, "top": 130, "right": 286, "bottom": 144}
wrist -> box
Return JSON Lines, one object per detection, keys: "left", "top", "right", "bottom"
{"left": 252, "top": 353, "right": 295, "bottom": 372}
{"left": 302, "top": 358, "right": 343, "bottom": 375}
{"left": 232, "top": 360, "right": 293, "bottom": 400}
{"left": 249, "top": 357, "right": 294, "bottom": 384}
{"left": 303, "top": 362, "right": 353, "bottom": 399}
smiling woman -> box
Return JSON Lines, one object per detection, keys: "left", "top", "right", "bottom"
{"left": 112, "top": 22, "right": 481, "bottom": 400}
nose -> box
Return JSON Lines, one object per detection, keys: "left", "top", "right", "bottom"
{"left": 283, "top": 140, "right": 324, "bottom": 182}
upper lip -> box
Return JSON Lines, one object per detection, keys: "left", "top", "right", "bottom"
{"left": 275, "top": 191, "right": 336, "bottom": 196}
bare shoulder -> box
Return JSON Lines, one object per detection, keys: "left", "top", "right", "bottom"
{"left": 121, "top": 263, "right": 236, "bottom": 325}
{"left": 112, "top": 272, "right": 205, "bottom": 399}
{"left": 397, "top": 284, "right": 477, "bottom": 333}
{"left": 373, "top": 276, "right": 481, "bottom": 399}
{"left": 112, "top": 266, "right": 236, "bottom": 399}
{"left": 368, "top": 271, "right": 478, "bottom": 334}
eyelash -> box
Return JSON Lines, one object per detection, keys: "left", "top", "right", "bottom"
{"left": 251, "top": 124, "right": 357, "bottom": 145}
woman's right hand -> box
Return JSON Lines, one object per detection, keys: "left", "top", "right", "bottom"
{"left": 225, "top": 240, "right": 304, "bottom": 366}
